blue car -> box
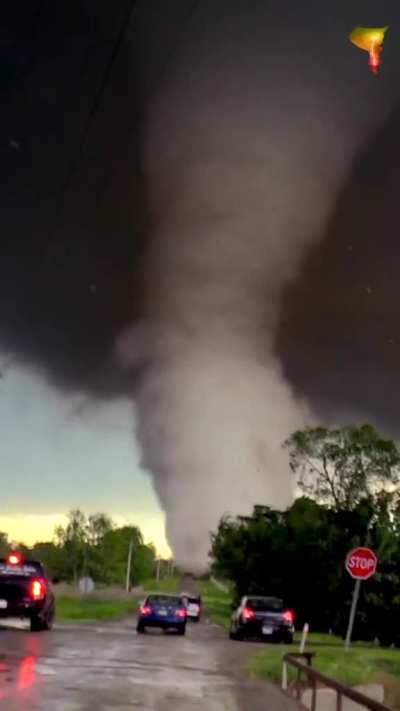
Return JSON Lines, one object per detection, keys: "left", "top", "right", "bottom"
{"left": 136, "top": 594, "right": 187, "bottom": 635}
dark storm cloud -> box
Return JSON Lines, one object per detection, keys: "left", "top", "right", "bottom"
{"left": 2, "top": 1, "right": 400, "bottom": 417}
{"left": 2, "top": 0, "right": 400, "bottom": 414}
{"left": 1, "top": 0, "right": 196, "bottom": 396}
{"left": 0, "top": 0, "right": 142, "bottom": 395}
{"left": 278, "top": 106, "right": 400, "bottom": 435}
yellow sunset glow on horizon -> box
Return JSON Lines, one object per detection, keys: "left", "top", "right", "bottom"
{"left": 0, "top": 512, "right": 172, "bottom": 559}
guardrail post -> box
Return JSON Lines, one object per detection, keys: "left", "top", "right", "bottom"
{"left": 296, "top": 668, "right": 302, "bottom": 700}
{"left": 311, "top": 678, "right": 317, "bottom": 711}
{"left": 282, "top": 661, "right": 288, "bottom": 691}
{"left": 336, "top": 692, "right": 342, "bottom": 711}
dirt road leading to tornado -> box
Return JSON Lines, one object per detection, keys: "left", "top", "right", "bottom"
{"left": 0, "top": 613, "right": 297, "bottom": 711}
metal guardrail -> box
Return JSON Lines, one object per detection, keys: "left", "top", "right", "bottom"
{"left": 282, "top": 653, "right": 391, "bottom": 711}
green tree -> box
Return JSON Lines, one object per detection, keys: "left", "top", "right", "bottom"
{"left": 0, "top": 532, "right": 9, "bottom": 556}
{"left": 99, "top": 525, "right": 155, "bottom": 586}
{"left": 87, "top": 514, "right": 114, "bottom": 546}
{"left": 55, "top": 509, "right": 87, "bottom": 585}
{"left": 284, "top": 424, "right": 400, "bottom": 510}
{"left": 30, "top": 541, "right": 64, "bottom": 578}
{"left": 5, "top": 511, "right": 157, "bottom": 589}
{"left": 210, "top": 495, "right": 400, "bottom": 641}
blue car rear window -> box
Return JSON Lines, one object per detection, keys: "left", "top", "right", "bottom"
{"left": 147, "top": 595, "right": 182, "bottom": 605}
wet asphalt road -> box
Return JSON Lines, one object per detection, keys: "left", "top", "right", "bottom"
{"left": 0, "top": 615, "right": 298, "bottom": 711}
{"left": 0, "top": 577, "right": 296, "bottom": 711}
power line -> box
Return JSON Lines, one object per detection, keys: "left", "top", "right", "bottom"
{"left": 36, "top": 0, "right": 139, "bottom": 270}
{"left": 66, "top": 0, "right": 201, "bottom": 183}
{"left": 46, "top": 0, "right": 201, "bottom": 244}
{"left": 146, "top": 0, "right": 201, "bottom": 103}
{"left": 59, "top": 0, "right": 138, "bottom": 199}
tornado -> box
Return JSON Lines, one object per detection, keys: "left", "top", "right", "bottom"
{"left": 118, "top": 1, "right": 395, "bottom": 570}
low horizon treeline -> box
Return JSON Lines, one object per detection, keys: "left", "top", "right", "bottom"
{"left": 210, "top": 424, "right": 400, "bottom": 646}
{"left": 0, "top": 510, "right": 164, "bottom": 587}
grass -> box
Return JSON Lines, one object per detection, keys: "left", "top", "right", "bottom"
{"left": 250, "top": 634, "right": 400, "bottom": 709}
{"left": 55, "top": 575, "right": 181, "bottom": 622}
{"left": 141, "top": 574, "right": 181, "bottom": 594}
{"left": 56, "top": 596, "right": 135, "bottom": 622}
{"left": 199, "top": 578, "right": 400, "bottom": 707}
{"left": 249, "top": 633, "right": 400, "bottom": 684}
{"left": 197, "top": 579, "right": 232, "bottom": 629}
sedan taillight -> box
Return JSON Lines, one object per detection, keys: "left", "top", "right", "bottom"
{"left": 283, "top": 609, "right": 295, "bottom": 623}
{"left": 30, "top": 578, "right": 46, "bottom": 601}
{"left": 176, "top": 608, "right": 187, "bottom": 618}
{"left": 139, "top": 604, "right": 152, "bottom": 616}
{"left": 242, "top": 606, "right": 255, "bottom": 621}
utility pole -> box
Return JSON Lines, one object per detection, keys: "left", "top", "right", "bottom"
{"left": 126, "top": 538, "right": 133, "bottom": 593}
{"left": 156, "top": 558, "right": 161, "bottom": 581}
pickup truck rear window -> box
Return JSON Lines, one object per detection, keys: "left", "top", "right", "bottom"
{"left": 0, "top": 562, "right": 42, "bottom": 576}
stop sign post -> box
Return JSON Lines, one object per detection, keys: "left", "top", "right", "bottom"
{"left": 345, "top": 547, "right": 377, "bottom": 650}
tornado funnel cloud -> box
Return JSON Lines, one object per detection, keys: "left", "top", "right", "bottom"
{"left": 119, "top": 3, "right": 395, "bottom": 571}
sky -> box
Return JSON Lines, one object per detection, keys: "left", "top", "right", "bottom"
{"left": 2, "top": 0, "right": 400, "bottom": 562}
{"left": 0, "top": 358, "right": 170, "bottom": 555}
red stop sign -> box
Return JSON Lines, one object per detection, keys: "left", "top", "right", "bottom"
{"left": 345, "top": 547, "right": 377, "bottom": 580}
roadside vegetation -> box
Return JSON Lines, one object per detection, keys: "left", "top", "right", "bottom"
{"left": 197, "top": 580, "right": 232, "bottom": 628}
{"left": 141, "top": 574, "right": 181, "bottom": 593}
{"left": 210, "top": 425, "right": 400, "bottom": 646}
{"left": 250, "top": 635, "right": 400, "bottom": 709}
{"left": 206, "top": 424, "right": 400, "bottom": 705}
{"left": 249, "top": 632, "right": 400, "bottom": 686}
{"left": 55, "top": 574, "right": 181, "bottom": 622}
{"left": 56, "top": 596, "right": 135, "bottom": 622}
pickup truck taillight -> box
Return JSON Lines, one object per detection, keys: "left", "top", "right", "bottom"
{"left": 30, "top": 578, "right": 46, "bottom": 601}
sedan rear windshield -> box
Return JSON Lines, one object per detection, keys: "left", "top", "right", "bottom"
{"left": 247, "top": 597, "right": 283, "bottom": 611}
{"left": 147, "top": 595, "right": 182, "bottom": 605}
{"left": 188, "top": 597, "right": 200, "bottom": 604}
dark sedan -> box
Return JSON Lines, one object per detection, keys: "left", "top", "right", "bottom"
{"left": 136, "top": 594, "right": 187, "bottom": 635}
{"left": 229, "top": 595, "right": 294, "bottom": 642}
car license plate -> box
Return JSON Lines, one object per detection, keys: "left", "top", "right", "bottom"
{"left": 262, "top": 625, "right": 273, "bottom": 635}
{"left": 0, "top": 600, "right": 8, "bottom": 609}
{"left": 158, "top": 609, "right": 167, "bottom": 616}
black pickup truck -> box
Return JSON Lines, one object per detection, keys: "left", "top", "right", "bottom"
{"left": 0, "top": 553, "right": 55, "bottom": 631}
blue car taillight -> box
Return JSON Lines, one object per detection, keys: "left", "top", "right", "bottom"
{"left": 139, "top": 604, "right": 152, "bottom": 616}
